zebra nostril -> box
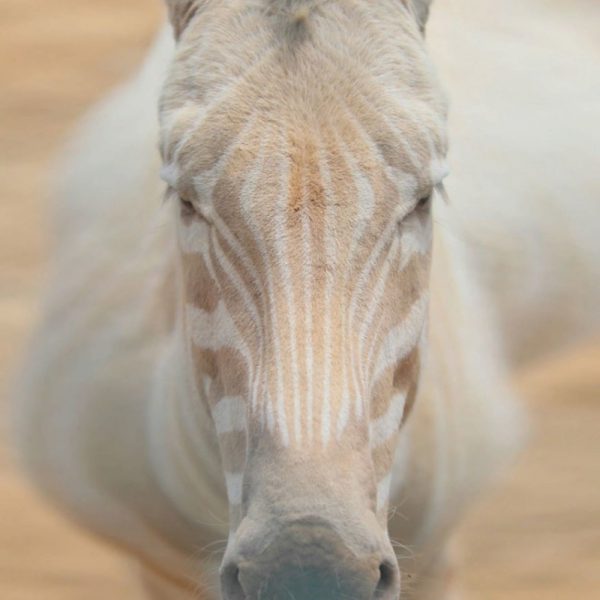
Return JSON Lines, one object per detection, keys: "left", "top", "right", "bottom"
{"left": 221, "top": 563, "right": 244, "bottom": 600}
{"left": 375, "top": 561, "right": 399, "bottom": 599}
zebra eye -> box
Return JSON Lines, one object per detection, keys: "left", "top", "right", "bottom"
{"left": 397, "top": 191, "right": 432, "bottom": 227}
{"left": 416, "top": 192, "right": 433, "bottom": 210}
{"left": 178, "top": 195, "right": 213, "bottom": 224}
{"left": 179, "top": 195, "right": 196, "bottom": 216}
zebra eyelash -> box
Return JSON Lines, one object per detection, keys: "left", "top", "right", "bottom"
{"left": 396, "top": 189, "right": 434, "bottom": 226}
{"left": 170, "top": 188, "right": 214, "bottom": 224}
{"left": 434, "top": 181, "right": 450, "bottom": 204}
{"left": 411, "top": 180, "right": 450, "bottom": 215}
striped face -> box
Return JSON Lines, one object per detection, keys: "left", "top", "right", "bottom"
{"left": 160, "top": 0, "right": 447, "bottom": 563}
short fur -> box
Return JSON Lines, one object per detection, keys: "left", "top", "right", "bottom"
{"left": 13, "top": 0, "right": 600, "bottom": 599}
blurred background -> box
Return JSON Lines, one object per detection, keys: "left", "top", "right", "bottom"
{"left": 0, "top": 1, "right": 598, "bottom": 599}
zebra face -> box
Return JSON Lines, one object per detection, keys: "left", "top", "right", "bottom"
{"left": 160, "top": 1, "right": 446, "bottom": 598}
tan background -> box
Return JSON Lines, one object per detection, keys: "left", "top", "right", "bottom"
{"left": 0, "top": 1, "right": 598, "bottom": 599}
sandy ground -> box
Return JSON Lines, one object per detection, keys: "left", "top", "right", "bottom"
{"left": 0, "top": 1, "right": 598, "bottom": 599}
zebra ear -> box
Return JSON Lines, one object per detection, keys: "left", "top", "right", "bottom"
{"left": 408, "top": 0, "right": 434, "bottom": 33}
{"left": 164, "top": 1, "right": 206, "bottom": 39}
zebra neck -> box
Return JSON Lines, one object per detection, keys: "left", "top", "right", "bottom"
{"left": 148, "top": 331, "right": 231, "bottom": 542}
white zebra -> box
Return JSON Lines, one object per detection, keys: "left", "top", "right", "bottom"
{"left": 13, "top": 1, "right": 599, "bottom": 599}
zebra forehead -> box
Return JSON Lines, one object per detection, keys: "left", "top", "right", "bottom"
{"left": 162, "top": 1, "right": 446, "bottom": 130}
{"left": 163, "top": 100, "right": 443, "bottom": 171}
{"left": 167, "top": 126, "right": 438, "bottom": 217}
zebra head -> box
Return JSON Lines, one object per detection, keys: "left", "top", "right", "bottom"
{"left": 160, "top": 1, "right": 446, "bottom": 598}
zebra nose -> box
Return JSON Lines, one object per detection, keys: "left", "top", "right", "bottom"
{"left": 220, "top": 519, "right": 400, "bottom": 600}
